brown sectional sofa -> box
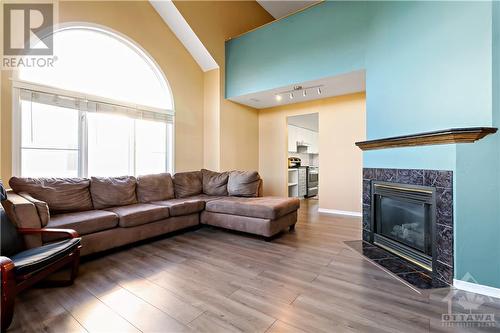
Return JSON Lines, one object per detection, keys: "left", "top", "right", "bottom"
{"left": 2, "top": 170, "right": 299, "bottom": 256}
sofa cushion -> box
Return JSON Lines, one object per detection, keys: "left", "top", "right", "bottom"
{"left": 90, "top": 176, "right": 137, "bottom": 209}
{"left": 136, "top": 173, "right": 175, "bottom": 203}
{"left": 184, "top": 194, "right": 226, "bottom": 203}
{"left": 151, "top": 198, "right": 205, "bottom": 216}
{"left": 47, "top": 210, "right": 119, "bottom": 237}
{"left": 173, "top": 171, "right": 202, "bottom": 198}
{"left": 227, "top": 171, "right": 261, "bottom": 197}
{"left": 201, "top": 169, "right": 229, "bottom": 196}
{"left": 9, "top": 177, "right": 93, "bottom": 213}
{"left": 105, "top": 203, "right": 169, "bottom": 228}
{"left": 205, "top": 197, "right": 300, "bottom": 220}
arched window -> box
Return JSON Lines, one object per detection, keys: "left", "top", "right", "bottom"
{"left": 14, "top": 25, "right": 174, "bottom": 177}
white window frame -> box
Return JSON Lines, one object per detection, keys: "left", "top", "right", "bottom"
{"left": 12, "top": 23, "right": 176, "bottom": 177}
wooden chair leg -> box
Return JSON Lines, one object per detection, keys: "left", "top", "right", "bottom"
{"left": 36, "top": 250, "right": 81, "bottom": 288}
{"left": 69, "top": 250, "right": 80, "bottom": 283}
{"left": 1, "top": 260, "right": 16, "bottom": 332}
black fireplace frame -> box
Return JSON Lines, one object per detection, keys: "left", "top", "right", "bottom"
{"left": 370, "top": 181, "right": 437, "bottom": 272}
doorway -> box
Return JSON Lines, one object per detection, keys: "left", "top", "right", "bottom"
{"left": 287, "top": 113, "right": 319, "bottom": 201}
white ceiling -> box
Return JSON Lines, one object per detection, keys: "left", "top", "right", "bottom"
{"left": 288, "top": 113, "right": 319, "bottom": 132}
{"left": 228, "top": 70, "right": 366, "bottom": 109}
{"left": 257, "top": 0, "right": 322, "bottom": 19}
{"left": 150, "top": 0, "right": 218, "bottom": 72}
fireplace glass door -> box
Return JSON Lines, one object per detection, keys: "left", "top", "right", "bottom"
{"left": 377, "top": 197, "right": 426, "bottom": 252}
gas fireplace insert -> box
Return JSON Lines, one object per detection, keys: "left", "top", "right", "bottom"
{"left": 370, "top": 181, "right": 436, "bottom": 271}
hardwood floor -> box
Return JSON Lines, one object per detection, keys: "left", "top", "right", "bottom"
{"left": 9, "top": 199, "right": 500, "bottom": 332}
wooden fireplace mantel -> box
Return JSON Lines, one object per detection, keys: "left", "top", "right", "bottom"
{"left": 355, "top": 127, "right": 497, "bottom": 151}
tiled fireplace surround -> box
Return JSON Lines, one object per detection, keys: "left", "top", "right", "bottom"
{"left": 362, "top": 168, "right": 454, "bottom": 286}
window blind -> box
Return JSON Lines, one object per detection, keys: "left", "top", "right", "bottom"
{"left": 19, "top": 88, "right": 174, "bottom": 123}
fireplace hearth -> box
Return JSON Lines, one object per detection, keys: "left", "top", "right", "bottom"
{"left": 370, "top": 181, "right": 436, "bottom": 271}
{"left": 361, "top": 168, "right": 454, "bottom": 288}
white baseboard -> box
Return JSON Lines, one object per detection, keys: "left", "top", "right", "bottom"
{"left": 318, "top": 208, "right": 362, "bottom": 217}
{"left": 453, "top": 279, "right": 500, "bottom": 299}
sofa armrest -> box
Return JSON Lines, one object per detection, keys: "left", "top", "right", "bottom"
{"left": 1, "top": 191, "right": 44, "bottom": 229}
{"left": 18, "top": 193, "right": 50, "bottom": 227}
{"left": 18, "top": 228, "right": 79, "bottom": 239}
{"left": 1, "top": 191, "right": 43, "bottom": 248}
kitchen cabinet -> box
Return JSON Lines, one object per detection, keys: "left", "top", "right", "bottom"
{"left": 309, "top": 131, "right": 319, "bottom": 154}
{"left": 288, "top": 169, "right": 298, "bottom": 197}
{"left": 288, "top": 125, "right": 319, "bottom": 154}
{"left": 298, "top": 168, "right": 307, "bottom": 197}
{"left": 288, "top": 168, "right": 307, "bottom": 198}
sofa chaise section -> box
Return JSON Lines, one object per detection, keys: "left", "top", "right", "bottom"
{"left": 202, "top": 196, "right": 300, "bottom": 238}
{"left": 201, "top": 211, "right": 297, "bottom": 239}
{"left": 204, "top": 197, "right": 300, "bottom": 220}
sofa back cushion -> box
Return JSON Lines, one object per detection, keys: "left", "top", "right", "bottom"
{"left": 227, "top": 171, "right": 261, "bottom": 197}
{"left": 136, "top": 173, "right": 175, "bottom": 203}
{"left": 9, "top": 177, "right": 93, "bottom": 213}
{"left": 90, "top": 176, "right": 137, "bottom": 209}
{"left": 201, "top": 169, "right": 229, "bottom": 196}
{"left": 173, "top": 171, "right": 202, "bottom": 198}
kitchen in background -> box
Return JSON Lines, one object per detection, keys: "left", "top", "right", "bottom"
{"left": 287, "top": 113, "right": 319, "bottom": 199}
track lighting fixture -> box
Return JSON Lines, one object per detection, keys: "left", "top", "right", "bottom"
{"left": 275, "top": 85, "right": 323, "bottom": 102}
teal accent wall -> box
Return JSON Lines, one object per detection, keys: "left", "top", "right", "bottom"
{"left": 225, "top": 1, "right": 367, "bottom": 97}
{"left": 364, "top": 1, "right": 492, "bottom": 139}
{"left": 455, "top": 137, "right": 500, "bottom": 288}
{"left": 226, "top": 1, "right": 500, "bottom": 288}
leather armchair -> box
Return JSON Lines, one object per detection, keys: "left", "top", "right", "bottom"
{"left": 0, "top": 182, "right": 82, "bottom": 332}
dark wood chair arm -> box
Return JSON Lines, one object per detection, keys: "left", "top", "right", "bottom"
{"left": 0, "top": 256, "right": 16, "bottom": 331}
{"left": 0, "top": 256, "right": 14, "bottom": 271}
{"left": 17, "top": 228, "right": 79, "bottom": 239}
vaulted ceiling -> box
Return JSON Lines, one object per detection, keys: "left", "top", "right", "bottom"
{"left": 256, "top": 0, "right": 321, "bottom": 19}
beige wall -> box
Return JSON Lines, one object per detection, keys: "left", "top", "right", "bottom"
{"left": 259, "top": 93, "right": 366, "bottom": 214}
{"left": 0, "top": 1, "right": 205, "bottom": 183}
{"left": 174, "top": 1, "right": 273, "bottom": 171}
{"left": 203, "top": 69, "right": 220, "bottom": 170}
{"left": 1, "top": 70, "right": 4, "bottom": 183}
{"left": 1, "top": 70, "right": 13, "bottom": 184}
{"left": 0, "top": 70, "right": 3, "bottom": 182}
